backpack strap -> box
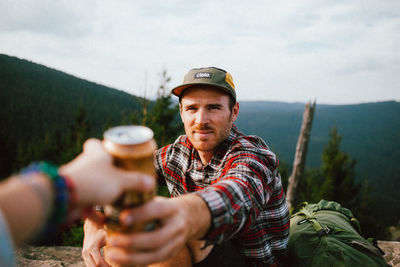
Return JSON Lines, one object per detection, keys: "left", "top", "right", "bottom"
{"left": 296, "top": 208, "right": 333, "bottom": 238}
{"left": 294, "top": 200, "right": 362, "bottom": 236}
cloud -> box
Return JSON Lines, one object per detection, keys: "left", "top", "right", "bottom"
{"left": 0, "top": 1, "right": 93, "bottom": 38}
{"left": 0, "top": 0, "right": 399, "bottom": 104}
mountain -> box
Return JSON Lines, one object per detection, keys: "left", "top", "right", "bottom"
{"left": 236, "top": 101, "right": 400, "bottom": 225}
{"left": 0, "top": 54, "right": 142, "bottom": 176}
{"left": 1, "top": 54, "right": 399, "bottom": 226}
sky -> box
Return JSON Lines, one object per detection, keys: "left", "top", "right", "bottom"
{"left": 0, "top": 0, "right": 399, "bottom": 104}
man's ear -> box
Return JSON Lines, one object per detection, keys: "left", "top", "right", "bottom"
{"left": 231, "top": 102, "right": 239, "bottom": 122}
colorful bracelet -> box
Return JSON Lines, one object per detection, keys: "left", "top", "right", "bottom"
{"left": 20, "top": 161, "right": 77, "bottom": 243}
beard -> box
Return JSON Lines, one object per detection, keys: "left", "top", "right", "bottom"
{"left": 187, "top": 114, "right": 233, "bottom": 153}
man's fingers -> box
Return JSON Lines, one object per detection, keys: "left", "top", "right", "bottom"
{"left": 82, "top": 248, "right": 110, "bottom": 267}
{"left": 117, "top": 171, "right": 155, "bottom": 194}
{"left": 83, "top": 256, "right": 95, "bottom": 267}
{"left": 108, "top": 211, "right": 185, "bottom": 251}
{"left": 104, "top": 234, "right": 185, "bottom": 266}
{"left": 106, "top": 230, "right": 168, "bottom": 251}
{"left": 119, "top": 197, "right": 172, "bottom": 226}
{"left": 91, "top": 247, "right": 111, "bottom": 267}
{"left": 82, "top": 249, "right": 96, "bottom": 267}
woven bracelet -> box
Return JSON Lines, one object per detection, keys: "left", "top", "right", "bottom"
{"left": 21, "top": 161, "right": 74, "bottom": 243}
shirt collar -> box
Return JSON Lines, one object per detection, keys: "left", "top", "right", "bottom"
{"left": 189, "top": 125, "right": 238, "bottom": 171}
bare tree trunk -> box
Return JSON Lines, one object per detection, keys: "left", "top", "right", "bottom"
{"left": 286, "top": 101, "right": 316, "bottom": 211}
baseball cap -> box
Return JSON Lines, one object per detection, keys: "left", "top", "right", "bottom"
{"left": 171, "top": 67, "right": 236, "bottom": 100}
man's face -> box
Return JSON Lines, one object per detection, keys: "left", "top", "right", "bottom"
{"left": 180, "top": 86, "right": 239, "bottom": 156}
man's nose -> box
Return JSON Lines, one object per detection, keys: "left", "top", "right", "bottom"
{"left": 195, "top": 108, "right": 210, "bottom": 124}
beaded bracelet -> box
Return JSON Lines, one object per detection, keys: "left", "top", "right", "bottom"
{"left": 20, "top": 161, "right": 77, "bottom": 243}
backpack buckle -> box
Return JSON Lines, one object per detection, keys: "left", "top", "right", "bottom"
{"left": 298, "top": 219, "right": 308, "bottom": 225}
{"left": 325, "top": 226, "right": 333, "bottom": 234}
{"left": 317, "top": 226, "right": 333, "bottom": 237}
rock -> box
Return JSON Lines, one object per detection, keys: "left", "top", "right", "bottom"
{"left": 15, "top": 241, "right": 400, "bottom": 266}
{"left": 15, "top": 245, "right": 85, "bottom": 267}
{"left": 378, "top": 241, "right": 400, "bottom": 267}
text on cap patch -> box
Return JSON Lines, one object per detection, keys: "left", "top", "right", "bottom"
{"left": 194, "top": 72, "right": 212, "bottom": 79}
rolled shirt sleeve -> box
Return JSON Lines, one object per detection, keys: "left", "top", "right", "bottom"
{"left": 196, "top": 151, "right": 276, "bottom": 243}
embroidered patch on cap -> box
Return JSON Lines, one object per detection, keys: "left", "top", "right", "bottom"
{"left": 194, "top": 72, "right": 212, "bottom": 79}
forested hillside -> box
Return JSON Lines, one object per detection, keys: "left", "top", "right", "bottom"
{"left": 1, "top": 54, "right": 399, "bottom": 230}
{"left": 236, "top": 100, "right": 400, "bottom": 225}
{"left": 0, "top": 54, "right": 142, "bottom": 177}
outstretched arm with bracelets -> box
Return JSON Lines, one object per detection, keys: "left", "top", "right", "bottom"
{"left": 0, "top": 138, "right": 155, "bottom": 265}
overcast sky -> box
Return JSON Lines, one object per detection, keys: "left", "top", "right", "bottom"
{"left": 1, "top": 0, "right": 399, "bottom": 104}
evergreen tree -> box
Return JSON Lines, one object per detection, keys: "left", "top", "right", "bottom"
{"left": 147, "top": 69, "right": 182, "bottom": 146}
{"left": 128, "top": 68, "right": 183, "bottom": 147}
{"left": 295, "top": 127, "right": 360, "bottom": 208}
{"left": 295, "top": 127, "right": 387, "bottom": 238}
{"left": 319, "top": 127, "right": 359, "bottom": 208}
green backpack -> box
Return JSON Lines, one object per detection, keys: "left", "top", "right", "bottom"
{"left": 287, "top": 200, "right": 388, "bottom": 267}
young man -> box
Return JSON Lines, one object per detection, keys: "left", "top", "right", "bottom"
{"left": 83, "top": 67, "right": 290, "bottom": 267}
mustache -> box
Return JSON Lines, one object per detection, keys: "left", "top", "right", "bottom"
{"left": 192, "top": 124, "right": 214, "bottom": 131}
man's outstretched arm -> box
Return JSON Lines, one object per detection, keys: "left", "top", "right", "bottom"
{"left": 102, "top": 193, "right": 211, "bottom": 266}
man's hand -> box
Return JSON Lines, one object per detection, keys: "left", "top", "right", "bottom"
{"left": 103, "top": 194, "right": 211, "bottom": 266}
{"left": 82, "top": 218, "right": 110, "bottom": 267}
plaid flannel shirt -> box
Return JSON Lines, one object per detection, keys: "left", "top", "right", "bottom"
{"left": 155, "top": 125, "right": 290, "bottom": 266}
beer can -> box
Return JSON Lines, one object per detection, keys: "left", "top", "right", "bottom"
{"left": 102, "top": 125, "right": 157, "bottom": 232}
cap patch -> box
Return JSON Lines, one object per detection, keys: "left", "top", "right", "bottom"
{"left": 194, "top": 72, "right": 212, "bottom": 79}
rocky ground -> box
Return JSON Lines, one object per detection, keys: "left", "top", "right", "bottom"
{"left": 16, "top": 241, "right": 400, "bottom": 267}
{"left": 16, "top": 246, "right": 85, "bottom": 267}
{"left": 379, "top": 241, "right": 400, "bottom": 267}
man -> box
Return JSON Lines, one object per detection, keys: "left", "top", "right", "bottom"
{"left": 82, "top": 67, "right": 290, "bottom": 266}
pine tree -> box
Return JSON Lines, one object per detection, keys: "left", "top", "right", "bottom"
{"left": 319, "top": 127, "right": 359, "bottom": 208}
{"left": 317, "top": 127, "right": 388, "bottom": 238}
{"left": 147, "top": 69, "right": 182, "bottom": 146}
{"left": 128, "top": 68, "right": 183, "bottom": 147}
{"left": 294, "top": 127, "right": 360, "bottom": 208}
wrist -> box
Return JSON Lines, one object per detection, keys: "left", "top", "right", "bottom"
{"left": 177, "top": 193, "right": 211, "bottom": 240}
{"left": 58, "top": 163, "right": 82, "bottom": 204}
{"left": 58, "top": 160, "right": 95, "bottom": 206}
{"left": 20, "top": 161, "right": 79, "bottom": 243}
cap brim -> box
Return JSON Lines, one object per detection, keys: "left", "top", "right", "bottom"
{"left": 171, "top": 83, "right": 232, "bottom": 97}
{"left": 171, "top": 84, "right": 194, "bottom": 97}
